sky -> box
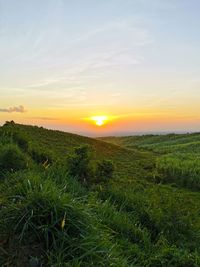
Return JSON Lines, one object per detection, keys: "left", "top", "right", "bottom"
{"left": 0, "top": 0, "right": 200, "bottom": 136}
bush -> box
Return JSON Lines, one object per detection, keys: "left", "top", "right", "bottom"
{"left": 12, "top": 130, "right": 29, "bottom": 151}
{"left": 68, "top": 145, "right": 93, "bottom": 182}
{"left": 0, "top": 144, "right": 28, "bottom": 172}
{"left": 96, "top": 159, "right": 114, "bottom": 182}
{"left": 0, "top": 125, "right": 29, "bottom": 151}
{"left": 3, "top": 120, "right": 15, "bottom": 127}
{"left": 29, "top": 145, "right": 53, "bottom": 165}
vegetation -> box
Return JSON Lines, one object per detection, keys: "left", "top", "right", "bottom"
{"left": 67, "top": 145, "right": 93, "bottom": 183}
{"left": 0, "top": 123, "right": 200, "bottom": 266}
{"left": 0, "top": 144, "right": 28, "bottom": 172}
{"left": 101, "top": 133, "right": 200, "bottom": 190}
{"left": 95, "top": 159, "right": 114, "bottom": 182}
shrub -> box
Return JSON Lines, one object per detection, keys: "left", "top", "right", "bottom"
{"left": 0, "top": 125, "right": 29, "bottom": 151}
{"left": 12, "top": 130, "right": 29, "bottom": 151}
{"left": 29, "top": 145, "right": 53, "bottom": 165}
{"left": 0, "top": 144, "right": 27, "bottom": 172}
{"left": 96, "top": 159, "right": 114, "bottom": 182}
{"left": 3, "top": 120, "right": 15, "bottom": 127}
{"left": 68, "top": 145, "right": 93, "bottom": 182}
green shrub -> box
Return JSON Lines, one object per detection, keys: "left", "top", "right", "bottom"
{"left": 0, "top": 144, "right": 27, "bottom": 172}
{"left": 0, "top": 125, "right": 29, "bottom": 151}
{"left": 12, "top": 130, "right": 29, "bottom": 151}
{"left": 3, "top": 120, "right": 15, "bottom": 127}
{"left": 29, "top": 145, "right": 53, "bottom": 165}
{"left": 96, "top": 159, "right": 114, "bottom": 182}
{"left": 68, "top": 145, "right": 93, "bottom": 182}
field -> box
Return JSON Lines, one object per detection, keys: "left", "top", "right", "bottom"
{"left": 101, "top": 133, "right": 200, "bottom": 190}
{"left": 1, "top": 122, "right": 200, "bottom": 266}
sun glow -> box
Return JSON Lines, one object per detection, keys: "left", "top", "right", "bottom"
{"left": 90, "top": 116, "right": 108, "bottom": 126}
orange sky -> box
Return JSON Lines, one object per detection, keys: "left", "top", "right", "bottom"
{"left": 0, "top": 1, "right": 200, "bottom": 135}
{"left": 1, "top": 105, "right": 199, "bottom": 136}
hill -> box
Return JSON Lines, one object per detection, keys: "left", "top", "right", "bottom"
{"left": 99, "top": 133, "right": 200, "bottom": 153}
{"left": 100, "top": 133, "right": 200, "bottom": 190}
{"left": 10, "top": 123, "right": 154, "bottom": 181}
{"left": 1, "top": 123, "right": 200, "bottom": 266}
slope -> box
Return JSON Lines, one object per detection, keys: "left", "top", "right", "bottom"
{"left": 100, "top": 133, "right": 200, "bottom": 190}
{"left": 1, "top": 123, "right": 200, "bottom": 266}
{"left": 15, "top": 123, "right": 154, "bottom": 180}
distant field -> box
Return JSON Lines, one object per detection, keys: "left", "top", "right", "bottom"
{"left": 100, "top": 133, "right": 200, "bottom": 190}
{"left": 99, "top": 133, "right": 200, "bottom": 151}
{"left": 1, "top": 123, "right": 200, "bottom": 266}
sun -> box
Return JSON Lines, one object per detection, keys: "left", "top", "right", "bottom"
{"left": 90, "top": 116, "right": 108, "bottom": 126}
{"left": 84, "top": 115, "right": 115, "bottom": 127}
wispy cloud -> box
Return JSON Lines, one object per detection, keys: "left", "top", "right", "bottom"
{"left": 0, "top": 105, "right": 26, "bottom": 113}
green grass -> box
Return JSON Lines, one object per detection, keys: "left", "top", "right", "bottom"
{"left": 101, "top": 133, "right": 200, "bottom": 190}
{"left": 1, "top": 123, "right": 200, "bottom": 266}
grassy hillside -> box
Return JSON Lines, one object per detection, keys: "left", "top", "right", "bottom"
{"left": 99, "top": 133, "right": 200, "bottom": 151}
{"left": 15, "top": 124, "right": 153, "bottom": 180}
{"left": 100, "top": 133, "right": 200, "bottom": 190}
{"left": 1, "top": 123, "right": 200, "bottom": 266}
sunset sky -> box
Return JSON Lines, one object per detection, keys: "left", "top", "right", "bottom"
{"left": 0, "top": 0, "right": 200, "bottom": 136}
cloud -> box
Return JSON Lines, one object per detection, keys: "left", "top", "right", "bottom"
{"left": 0, "top": 105, "right": 26, "bottom": 113}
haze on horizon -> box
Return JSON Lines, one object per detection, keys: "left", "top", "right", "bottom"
{"left": 0, "top": 0, "right": 200, "bottom": 136}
